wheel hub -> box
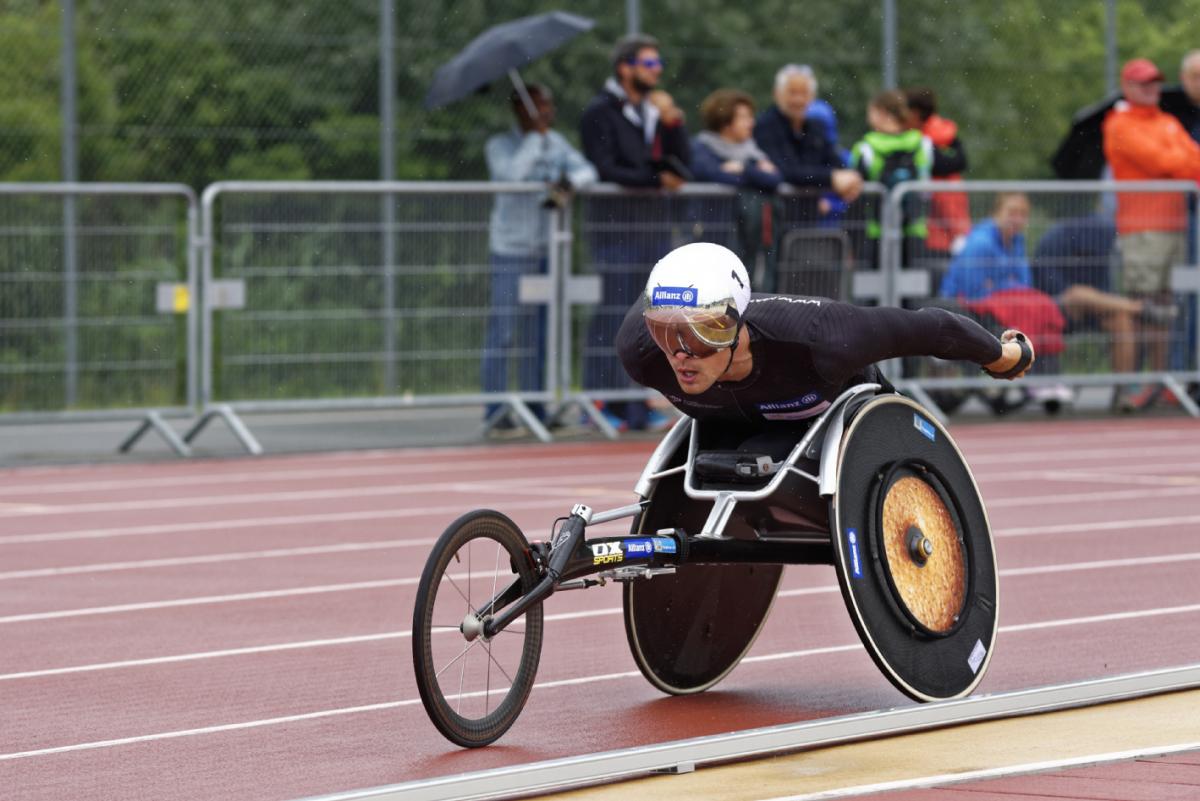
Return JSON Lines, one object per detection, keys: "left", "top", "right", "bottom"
{"left": 906, "top": 525, "right": 934, "bottom": 566}
{"left": 460, "top": 612, "right": 485, "bottom": 642}
{"left": 880, "top": 474, "right": 967, "bottom": 634}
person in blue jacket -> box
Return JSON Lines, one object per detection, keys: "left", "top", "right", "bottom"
{"left": 940, "top": 192, "right": 1031, "bottom": 301}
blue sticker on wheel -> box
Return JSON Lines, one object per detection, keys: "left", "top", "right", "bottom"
{"left": 913, "top": 413, "right": 936, "bottom": 442}
{"left": 847, "top": 528, "right": 863, "bottom": 579}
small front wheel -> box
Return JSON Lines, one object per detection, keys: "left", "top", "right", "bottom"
{"left": 412, "top": 510, "right": 544, "bottom": 747}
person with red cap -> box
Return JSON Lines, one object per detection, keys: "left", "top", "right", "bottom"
{"left": 1102, "top": 57, "right": 1200, "bottom": 404}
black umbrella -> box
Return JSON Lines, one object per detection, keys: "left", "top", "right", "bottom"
{"left": 424, "top": 11, "right": 595, "bottom": 112}
{"left": 1051, "top": 86, "right": 1190, "bottom": 179}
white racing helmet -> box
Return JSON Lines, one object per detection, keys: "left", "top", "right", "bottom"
{"left": 642, "top": 242, "right": 751, "bottom": 357}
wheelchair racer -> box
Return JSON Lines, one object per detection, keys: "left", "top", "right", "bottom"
{"left": 616, "top": 242, "right": 1033, "bottom": 427}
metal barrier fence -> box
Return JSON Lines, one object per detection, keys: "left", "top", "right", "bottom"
{"left": 195, "top": 181, "right": 562, "bottom": 446}
{"left": 0, "top": 183, "right": 198, "bottom": 452}
{"left": 4, "top": 179, "right": 1198, "bottom": 456}
{"left": 885, "top": 181, "right": 1200, "bottom": 419}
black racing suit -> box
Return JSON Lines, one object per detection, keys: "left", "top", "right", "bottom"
{"left": 617, "top": 293, "right": 1002, "bottom": 452}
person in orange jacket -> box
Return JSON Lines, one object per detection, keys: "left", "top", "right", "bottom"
{"left": 1102, "top": 57, "right": 1200, "bottom": 382}
{"left": 906, "top": 87, "right": 971, "bottom": 265}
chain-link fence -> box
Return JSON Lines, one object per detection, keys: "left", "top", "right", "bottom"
{"left": 201, "top": 182, "right": 558, "bottom": 422}
{"left": 0, "top": 184, "right": 197, "bottom": 418}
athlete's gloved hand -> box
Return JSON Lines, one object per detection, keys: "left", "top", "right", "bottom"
{"left": 982, "top": 330, "right": 1035, "bottom": 380}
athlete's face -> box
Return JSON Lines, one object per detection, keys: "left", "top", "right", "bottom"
{"left": 661, "top": 343, "right": 732, "bottom": 394}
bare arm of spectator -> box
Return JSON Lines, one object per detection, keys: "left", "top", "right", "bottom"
{"left": 649, "top": 90, "right": 691, "bottom": 185}
{"left": 556, "top": 132, "right": 598, "bottom": 189}
{"left": 830, "top": 168, "right": 863, "bottom": 201}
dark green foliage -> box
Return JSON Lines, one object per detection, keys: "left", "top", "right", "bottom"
{"left": 5, "top": 1, "right": 1200, "bottom": 186}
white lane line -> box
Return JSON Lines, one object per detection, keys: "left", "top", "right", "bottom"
{"left": 0, "top": 426, "right": 1180, "bottom": 496}
{"left": 0, "top": 502, "right": 55, "bottom": 513}
{"left": 0, "top": 470, "right": 638, "bottom": 518}
{"left": 981, "top": 460, "right": 1200, "bottom": 485}
{"left": 967, "top": 442, "right": 1200, "bottom": 465}
{"left": 3, "top": 472, "right": 1197, "bottom": 550}
{"left": 987, "top": 482, "right": 1200, "bottom": 507}
{"left": 4, "top": 562, "right": 1199, "bottom": 681}
{"left": 999, "top": 513, "right": 1200, "bottom": 538}
{"left": 5, "top": 498, "right": 1199, "bottom": 584}
{"left": 0, "top": 495, "right": 624, "bottom": 546}
{"left": 0, "top": 580, "right": 415, "bottom": 625}
{"left": 2, "top": 602, "right": 1199, "bottom": 762}
{"left": 0, "top": 453, "right": 645, "bottom": 498}
{"left": 4, "top": 533, "right": 1200, "bottom": 625}
{"left": 0, "top": 607, "right": 618, "bottom": 682}
{"left": 14, "top": 530, "right": 1194, "bottom": 584}
{"left": 0, "top": 541, "right": 434, "bottom": 581}
{"left": 757, "top": 742, "right": 1200, "bottom": 801}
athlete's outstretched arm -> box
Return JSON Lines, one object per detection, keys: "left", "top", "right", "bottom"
{"left": 811, "top": 303, "right": 1034, "bottom": 384}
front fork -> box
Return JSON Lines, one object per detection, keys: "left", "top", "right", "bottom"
{"left": 481, "top": 504, "right": 683, "bottom": 638}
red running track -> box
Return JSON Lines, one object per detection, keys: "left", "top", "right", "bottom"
{"left": 2, "top": 418, "right": 1200, "bottom": 800}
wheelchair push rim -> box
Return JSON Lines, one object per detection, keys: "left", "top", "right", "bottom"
{"left": 411, "top": 510, "right": 544, "bottom": 748}
{"left": 832, "top": 394, "right": 998, "bottom": 702}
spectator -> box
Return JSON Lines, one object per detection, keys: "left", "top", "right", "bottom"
{"left": 1102, "top": 57, "right": 1200, "bottom": 390}
{"left": 905, "top": 86, "right": 971, "bottom": 266}
{"left": 1032, "top": 213, "right": 1177, "bottom": 385}
{"left": 805, "top": 92, "right": 853, "bottom": 226}
{"left": 755, "top": 64, "right": 863, "bottom": 224}
{"left": 849, "top": 90, "right": 933, "bottom": 264}
{"left": 482, "top": 84, "right": 597, "bottom": 432}
{"left": 944, "top": 194, "right": 1178, "bottom": 410}
{"left": 1162, "top": 50, "right": 1200, "bottom": 143}
{"left": 578, "top": 33, "right": 689, "bottom": 431}
{"left": 690, "top": 88, "right": 784, "bottom": 289}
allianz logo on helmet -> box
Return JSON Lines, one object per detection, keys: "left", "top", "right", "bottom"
{"left": 651, "top": 286, "right": 698, "bottom": 306}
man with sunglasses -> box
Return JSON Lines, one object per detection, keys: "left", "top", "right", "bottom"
{"left": 579, "top": 34, "right": 691, "bottom": 431}
{"left": 617, "top": 242, "right": 1033, "bottom": 432}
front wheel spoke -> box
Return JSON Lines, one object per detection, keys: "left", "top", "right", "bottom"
{"left": 434, "top": 639, "right": 480, "bottom": 681}
{"left": 457, "top": 641, "right": 468, "bottom": 715}
{"left": 485, "top": 640, "right": 493, "bottom": 715}
{"left": 442, "top": 571, "right": 479, "bottom": 616}
{"left": 483, "top": 640, "right": 516, "bottom": 686}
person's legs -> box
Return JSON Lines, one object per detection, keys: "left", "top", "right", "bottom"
{"left": 1118, "top": 231, "right": 1183, "bottom": 372}
{"left": 1059, "top": 284, "right": 1140, "bottom": 373}
{"left": 481, "top": 253, "right": 524, "bottom": 421}
{"left": 514, "top": 256, "right": 549, "bottom": 420}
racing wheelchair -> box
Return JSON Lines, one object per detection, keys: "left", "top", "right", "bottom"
{"left": 411, "top": 386, "right": 999, "bottom": 747}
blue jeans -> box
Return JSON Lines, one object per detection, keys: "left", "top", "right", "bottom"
{"left": 481, "top": 253, "right": 547, "bottom": 420}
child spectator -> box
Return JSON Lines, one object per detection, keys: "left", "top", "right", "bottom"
{"left": 849, "top": 90, "right": 933, "bottom": 265}
{"left": 905, "top": 87, "right": 971, "bottom": 266}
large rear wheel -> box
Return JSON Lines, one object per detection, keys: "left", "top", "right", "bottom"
{"left": 411, "top": 510, "right": 544, "bottom": 747}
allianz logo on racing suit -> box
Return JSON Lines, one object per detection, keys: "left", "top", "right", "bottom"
{"left": 651, "top": 286, "right": 698, "bottom": 306}
{"left": 758, "top": 392, "right": 829, "bottom": 421}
